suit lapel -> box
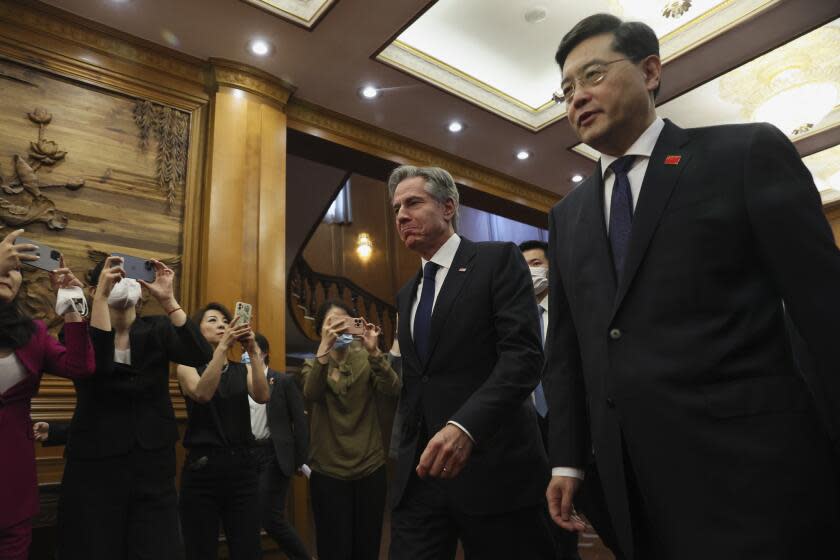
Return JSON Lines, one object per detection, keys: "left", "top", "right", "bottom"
{"left": 612, "top": 120, "right": 691, "bottom": 318}
{"left": 397, "top": 272, "right": 422, "bottom": 373}
{"left": 424, "top": 238, "right": 477, "bottom": 372}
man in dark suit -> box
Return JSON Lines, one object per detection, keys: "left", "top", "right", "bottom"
{"left": 387, "top": 165, "right": 553, "bottom": 559}
{"left": 543, "top": 13, "right": 840, "bottom": 560}
{"left": 249, "top": 333, "right": 310, "bottom": 560}
{"left": 519, "top": 240, "right": 581, "bottom": 560}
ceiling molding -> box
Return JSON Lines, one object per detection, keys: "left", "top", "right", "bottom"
{"left": 239, "top": 0, "right": 339, "bottom": 30}
{"left": 376, "top": 0, "right": 778, "bottom": 132}
{"left": 286, "top": 98, "right": 560, "bottom": 212}
{"left": 377, "top": 41, "right": 565, "bottom": 132}
{"left": 0, "top": 0, "right": 208, "bottom": 109}
{"left": 209, "top": 58, "right": 296, "bottom": 107}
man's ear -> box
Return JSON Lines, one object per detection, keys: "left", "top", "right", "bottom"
{"left": 641, "top": 54, "right": 661, "bottom": 94}
{"left": 442, "top": 198, "right": 457, "bottom": 222}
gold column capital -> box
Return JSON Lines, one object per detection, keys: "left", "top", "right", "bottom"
{"left": 208, "top": 58, "right": 296, "bottom": 108}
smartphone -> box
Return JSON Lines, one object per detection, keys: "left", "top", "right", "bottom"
{"left": 15, "top": 236, "right": 61, "bottom": 272}
{"left": 343, "top": 317, "right": 366, "bottom": 336}
{"left": 234, "top": 301, "right": 253, "bottom": 325}
{"left": 111, "top": 252, "right": 155, "bottom": 283}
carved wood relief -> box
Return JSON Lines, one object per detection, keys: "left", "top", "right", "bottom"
{"left": 0, "top": 58, "right": 191, "bottom": 334}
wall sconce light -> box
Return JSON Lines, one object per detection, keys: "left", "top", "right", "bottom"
{"left": 356, "top": 233, "right": 373, "bottom": 259}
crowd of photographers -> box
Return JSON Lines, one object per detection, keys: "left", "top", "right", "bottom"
{"left": 0, "top": 228, "right": 403, "bottom": 560}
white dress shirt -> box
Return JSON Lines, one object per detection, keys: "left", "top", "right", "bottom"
{"left": 249, "top": 394, "right": 271, "bottom": 441}
{"left": 601, "top": 117, "right": 665, "bottom": 229}
{"left": 0, "top": 353, "right": 27, "bottom": 393}
{"left": 552, "top": 118, "right": 666, "bottom": 481}
{"left": 408, "top": 233, "right": 475, "bottom": 442}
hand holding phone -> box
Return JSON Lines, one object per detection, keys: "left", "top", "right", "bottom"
{"left": 1, "top": 229, "right": 38, "bottom": 274}
{"left": 14, "top": 235, "right": 61, "bottom": 272}
{"left": 342, "top": 317, "right": 366, "bottom": 336}
{"left": 234, "top": 302, "right": 253, "bottom": 326}
{"left": 110, "top": 252, "right": 155, "bottom": 283}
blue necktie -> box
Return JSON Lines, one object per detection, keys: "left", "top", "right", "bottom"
{"left": 533, "top": 306, "right": 548, "bottom": 417}
{"left": 608, "top": 155, "right": 637, "bottom": 278}
{"left": 413, "top": 261, "right": 439, "bottom": 364}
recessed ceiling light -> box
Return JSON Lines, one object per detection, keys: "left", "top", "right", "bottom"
{"left": 232, "top": 89, "right": 244, "bottom": 99}
{"left": 249, "top": 39, "right": 271, "bottom": 56}
{"left": 572, "top": 174, "right": 583, "bottom": 183}
{"left": 360, "top": 85, "right": 379, "bottom": 99}
{"left": 448, "top": 121, "right": 464, "bottom": 133}
{"left": 516, "top": 150, "right": 531, "bottom": 160}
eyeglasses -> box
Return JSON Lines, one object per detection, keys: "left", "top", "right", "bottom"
{"left": 552, "top": 58, "right": 632, "bottom": 104}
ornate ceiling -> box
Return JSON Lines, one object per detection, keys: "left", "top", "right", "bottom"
{"left": 40, "top": 0, "right": 840, "bottom": 201}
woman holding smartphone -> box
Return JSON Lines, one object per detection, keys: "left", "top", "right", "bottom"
{"left": 302, "top": 299, "right": 401, "bottom": 560}
{"left": 0, "top": 230, "right": 94, "bottom": 560}
{"left": 57, "top": 255, "right": 213, "bottom": 560}
{"left": 177, "top": 302, "right": 270, "bottom": 560}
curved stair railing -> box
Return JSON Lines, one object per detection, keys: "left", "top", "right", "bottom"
{"left": 288, "top": 256, "right": 397, "bottom": 352}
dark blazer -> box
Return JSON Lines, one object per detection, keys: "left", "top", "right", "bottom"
{"left": 266, "top": 368, "right": 309, "bottom": 476}
{"left": 0, "top": 321, "right": 94, "bottom": 528}
{"left": 66, "top": 316, "right": 212, "bottom": 462}
{"left": 544, "top": 120, "right": 840, "bottom": 559}
{"left": 392, "top": 237, "right": 549, "bottom": 515}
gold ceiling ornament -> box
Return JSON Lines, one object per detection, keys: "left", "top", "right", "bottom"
{"left": 719, "top": 25, "right": 840, "bottom": 137}
{"left": 662, "top": 1, "right": 693, "bottom": 19}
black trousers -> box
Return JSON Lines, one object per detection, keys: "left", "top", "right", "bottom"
{"left": 57, "top": 447, "right": 182, "bottom": 560}
{"left": 179, "top": 448, "right": 261, "bottom": 560}
{"left": 309, "top": 466, "right": 387, "bottom": 560}
{"left": 253, "top": 446, "right": 310, "bottom": 560}
{"left": 389, "top": 470, "right": 555, "bottom": 560}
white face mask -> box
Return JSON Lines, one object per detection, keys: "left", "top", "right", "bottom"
{"left": 55, "top": 286, "right": 88, "bottom": 316}
{"left": 107, "top": 278, "right": 142, "bottom": 309}
{"left": 529, "top": 266, "right": 548, "bottom": 294}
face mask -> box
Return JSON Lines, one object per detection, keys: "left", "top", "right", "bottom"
{"left": 530, "top": 266, "right": 548, "bottom": 293}
{"left": 55, "top": 286, "right": 88, "bottom": 316}
{"left": 107, "top": 278, "right": 141, "bottom": 309}
{"left": 333, "top": 333, "right": 355, "bottom": 350}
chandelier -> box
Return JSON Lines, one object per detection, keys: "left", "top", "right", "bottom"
{"left": 719, "top": 25, "right": 840, "bottom": 136}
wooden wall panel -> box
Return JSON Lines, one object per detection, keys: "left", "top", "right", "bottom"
{"left": 0, "top": 58, "right": 187, "bottom": 296}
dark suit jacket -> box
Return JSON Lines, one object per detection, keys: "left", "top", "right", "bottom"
{"left": 393, "top": 237, "right": 549, "bottom": 515}
{"left": 0, "top": 321, "right": 94, "bottom": 529}
{"left": 544, "top": 120, "right": 840, "bottom": 559}
{"left": 266, "top": 368, "right": 309, "bottom": 476}
{"left": 66, "top": 316, "right": 212, "bottom": 464}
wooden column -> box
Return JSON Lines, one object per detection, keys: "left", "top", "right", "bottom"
{"left": 202, "top": 61, "right": 311, "bottom": 552}
{"left": 203, "top": 59, "right": 291, "bottom": 364}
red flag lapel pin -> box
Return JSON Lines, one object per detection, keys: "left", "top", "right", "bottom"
{"left": 664, "top": 154, "right": 682, "bottom": 165}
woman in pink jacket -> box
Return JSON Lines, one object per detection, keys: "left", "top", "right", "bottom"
{"left": 0, "top": 230, "right": 96, "bottom": 560}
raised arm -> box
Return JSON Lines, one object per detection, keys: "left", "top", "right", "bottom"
{"left": 242, "top": 327, "right": 269, "bottom": 404}
{"left": 177, "top": 317, "right": 246, "bottom": 403}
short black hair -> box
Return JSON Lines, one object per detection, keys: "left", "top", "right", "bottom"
{"left": 314, "top": 298, "right": 353, "bottom": 337}
{"left": 191, "top": 302, "right": 232, "bottom": 327}
{"left": 254, "top": 332, "right": 269, "bottom": 365}
{"left": 555, "top": 13, "right": 661, "bottom": 98}
{"left": 518, "top": 240, "right": 549, "bottom": 257}
{"left": 87, "top": 260, "right": 104, "bottom": 287}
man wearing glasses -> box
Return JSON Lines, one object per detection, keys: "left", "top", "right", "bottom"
{"left": 543, "top": 13, "right": 840, "bottom": 560}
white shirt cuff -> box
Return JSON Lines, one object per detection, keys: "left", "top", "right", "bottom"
{"left": 446, "top": 420, "right": 475, "bottom": 444}
{"left": 552, "top": 467, "right": 585, "bottom": 480}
